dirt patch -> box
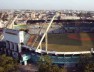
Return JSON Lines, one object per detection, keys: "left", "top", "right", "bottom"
{"left": 68, "top": 34, "right": 94, "bottom": 41}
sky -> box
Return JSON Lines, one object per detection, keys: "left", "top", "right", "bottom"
{"left": 0, "top": 0, "right": 94, "bottom": 11}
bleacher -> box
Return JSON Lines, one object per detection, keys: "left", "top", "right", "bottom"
{"left": 27, "top": 22, "right": 94, "bottom": 35}
{"left": 24, "top": 33, "right": 31, "bottom": 45}
{"left": 63, "top": 22, "right": 94, "bottom": 33}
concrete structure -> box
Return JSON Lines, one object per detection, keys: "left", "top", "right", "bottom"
{"left": 2, "top": 29, "right": 28, "bottom": 65}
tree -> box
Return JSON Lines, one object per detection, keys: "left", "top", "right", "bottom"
{"left": 85, "top": 12, "right": 92, "bottom": 18}
{"left": 84, "top": 62, "right": 94, "bottom": 72}
{"left": 78, "top": 54, "right": 94, "bottom": 72}
{"left": 0, "top": 54, "right": 19, "bottom": 72}
{"left": 38, "top": 55, "right": 65, "bottom": 72}
{"left": 84, "top": 55, "right": 94, "bottom": 72}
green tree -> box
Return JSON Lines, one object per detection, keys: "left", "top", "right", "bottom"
{"left": 78, "top": 54, "right": 94, "bottom": 72}
{"left": 84, "top": 62, "right": 94, "bottom": 72}
{"left": 0, "top": 54, "right": 19, "bottom": 72}
{"left": 38, "top": 55, "right": 65, "bottom": 72}
{"left": 84, "top": 55, "right": 94, "bottom": 72}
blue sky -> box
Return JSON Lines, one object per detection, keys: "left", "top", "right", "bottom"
{"left": 0, "top": 0, "right": 94, "bottom": 10}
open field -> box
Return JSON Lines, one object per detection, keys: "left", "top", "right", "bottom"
{"left": 30, "top": 33, "right": 94, "bottom": 52}
{"left": 14, "top": 24, "right": 27, "bottom": 30}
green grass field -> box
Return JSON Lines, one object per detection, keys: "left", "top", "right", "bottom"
{"left": 13, "top": 24, "right": 27, "bottom": 30}
{"left": 33, "top": 33, "right": 94, "bottom": 52}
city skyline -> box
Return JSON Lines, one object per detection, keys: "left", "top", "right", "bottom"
{"left": 0, "top": 0, "right": 94, "bottom": 11}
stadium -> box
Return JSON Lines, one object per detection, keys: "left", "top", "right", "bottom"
{"left": 1, "top": 16, "right": 94, "bottom": 67}
{"left": 21, "top": 17, "right": 94, "bottom": 67}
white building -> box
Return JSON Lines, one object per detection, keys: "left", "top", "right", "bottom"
{"left": 61, "top": 16, "right": 80, "bottom": 20}
{"left": 0, "top": 20, "right": 4, "bottom": 28}
{"left": 2, "top": 29, "right": 25, "bottom": 59}
{"left": 3, "top": 29, "right": 24, "bottom": 44}
{"left": 31, "top": 12, "right": 35, "bottom": 19}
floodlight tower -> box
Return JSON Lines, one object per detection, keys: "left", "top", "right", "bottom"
{"left": 0, "top": 15, "right": 19, "bottom": 41}
{"left": 36, "top": 15, "right": 56, "bottom": 53}
{"left": 7, "top": 15, "right": 18, "bottom": 29}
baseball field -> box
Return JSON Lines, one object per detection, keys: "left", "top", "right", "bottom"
{"left": 32, "top": 33, "right": 94, "bottom": 52}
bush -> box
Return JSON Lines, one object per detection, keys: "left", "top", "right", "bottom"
{"left": 0, "top": 54, "right": 18, "bottom": 72}
{"left": 38, "top": 55, "right": 65, "bottom": 72}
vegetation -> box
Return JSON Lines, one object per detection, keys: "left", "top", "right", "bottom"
{"left": 78, "top": 54, "right": 94, "bottom": 72}
{"left": 38, "top": 55, "right": 66, "bottom": 72}
{"left": 84, "top": 55, "right": 94, "bottom": 72}
{"left": 84, "top": 62, "right": 94, "bottom": 72}
{"left": 0, "top": 54, "right": 19, "bottom": 72}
